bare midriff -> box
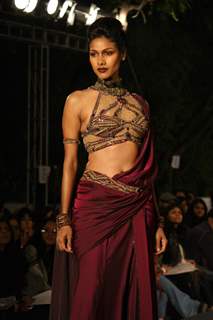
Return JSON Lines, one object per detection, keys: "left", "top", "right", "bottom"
{"left": 85, "top": 141, "right": 139, "bottom": 178}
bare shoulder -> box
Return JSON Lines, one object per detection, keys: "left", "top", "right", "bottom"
{"left": 65, "top": 88, "right": 96, "bottom": 112}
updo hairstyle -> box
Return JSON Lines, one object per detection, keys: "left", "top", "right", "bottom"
{"left": 87, "top": 17, "right": 126, "bottom": 54}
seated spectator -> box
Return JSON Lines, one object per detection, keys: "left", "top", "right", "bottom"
{"left": 175, "top": 191, "right": 188, "bottom": 213}
{"left": 32, "top": 217, "right": 56, "bottom": 285}
{"left": 157, "top": 275, "right": 208, "bottom": 320}
{"left": 186, "top": 192, "right": 196, "bottom": 207}
{"left": 0, "top": 217, "right": 25, "bottom": 319}
{"left": 162, "top": 204, "right": 189, "bottom": 266}
{"left": 16, "top": 207, "right": 35, "bottom": 248}
{"left": 8, "top": 215, "right": 20, "bottom": 242}
{"left": 161, "top": 205, "right": 204, "bottom": 301}
{"left": 184, "top": 198, "right": 208, "bottom": 228}
{"left": 19, "top": 217, "right": 56, "bottom": 319}
{"left": 186, "top": 209, "right": 213, "bottom": 271}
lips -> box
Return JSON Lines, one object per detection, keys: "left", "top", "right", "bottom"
{"left": 97, "top": 68, "right": 108, "bottom": 73}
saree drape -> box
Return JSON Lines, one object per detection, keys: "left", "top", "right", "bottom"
{"left": 50, "top": 101, "right": 158, "bottom": 320}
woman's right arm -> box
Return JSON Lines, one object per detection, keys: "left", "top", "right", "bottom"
{"left": 57, "top": 92, "right": 81, "bottom": 253}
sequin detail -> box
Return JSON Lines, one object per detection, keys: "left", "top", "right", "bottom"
{"left": 81, "top": 170, "right": 142, "bottom": 194}
{"left": 82, "top": 86, "right": 149, "bottom": 153}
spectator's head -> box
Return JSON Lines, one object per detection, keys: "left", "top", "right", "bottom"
{"left": 8, "top": 215, "right": 20, "bottom": 241}
{"left": 186, "top": 192, "right": 196, "bottom": 206}
{"left": 40, "top": 218, "right": 57, "bottom": 247}
{"left": 17, "top": 207, "right": 34, "bottom": 235}
{"left": 0, "top": 217, "right": 12, "bottom": 250}
{"left": 165, "top": 205, "right": 184, "bottom": 227}
{"left": 159, "top": 192, "right": 176, "bottom": 210}
{"left": 175, "top": 191, "right": 186, "bottom": 198}
{"left": 189, "top": 198, "right": 208, "bottom": 219}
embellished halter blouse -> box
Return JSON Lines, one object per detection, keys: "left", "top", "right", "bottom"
{"left": 81, "top": 79, "right": 150, "bottom": 153}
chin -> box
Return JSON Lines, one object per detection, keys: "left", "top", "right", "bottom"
{"left": 98, "top": 74, "right": 111, "bottom": 80}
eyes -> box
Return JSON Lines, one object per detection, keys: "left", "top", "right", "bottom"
{"left": 89, "top": 50, "right": 114, "bottom": 58}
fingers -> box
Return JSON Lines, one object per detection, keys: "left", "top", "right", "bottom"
{"left": 57, "top": 234, "right": 73, "bottom": 253}
{"left": 156, "top": 238, "right": 167, "bottom": 255}
{"left": 64, "top": 236, "right": 72, "bottom": 253}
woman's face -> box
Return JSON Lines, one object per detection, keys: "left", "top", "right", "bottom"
{"left": 0, "top": 222, "right": 11, "bottom": 247}
{"left": 89, "top": 36, "right": 124, "bottom": 81}
{"left": 193, "top": 202, "right": 205, "bottom": 218}
{"left": 41, "top": 221, "right": 57, "bottom": 246}
{"left": 167, "top": 207, "right": 183, "bottom": 225}
{"left": 20, "top": 214, "right": 34, "bottom": 234}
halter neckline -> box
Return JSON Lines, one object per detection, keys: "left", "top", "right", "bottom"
{"left": 90, "top": 78, "right": 127, "bottom": 97}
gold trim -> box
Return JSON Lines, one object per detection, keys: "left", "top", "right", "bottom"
{"left": 81, "top": 170, "right": 142, "bottom": 194}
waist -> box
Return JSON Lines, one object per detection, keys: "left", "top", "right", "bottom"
{"left": 85, "top": 143, "right": 139, "bottom": 178}
{"left": 81, "top": 169, "right": 142, "bottom": 194}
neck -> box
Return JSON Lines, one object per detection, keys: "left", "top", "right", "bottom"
{"left": 91, "top": 77, "right": 127, "bottom": 96}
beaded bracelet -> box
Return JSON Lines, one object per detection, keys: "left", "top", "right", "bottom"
{"left": 56, "top": 213, "right": 71, "bottom": 230}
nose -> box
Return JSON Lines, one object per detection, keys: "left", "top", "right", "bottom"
{"left": 97, "top": 54, "right": 106, "bottom": 66}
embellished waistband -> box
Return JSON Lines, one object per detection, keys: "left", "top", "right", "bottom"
{"left": 81, "top": 169, "right": 142, "bottom": 194}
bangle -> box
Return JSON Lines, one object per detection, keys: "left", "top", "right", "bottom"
{"left": 56, "top": 213, "right": 71, "bottom": 230}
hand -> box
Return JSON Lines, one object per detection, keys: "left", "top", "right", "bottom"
{"left": 155, "top": 227, "right": 167, "bottom": 255}
{"left": 56, "top": 225, "right": 73, "bottom": 253}
{"left": 19, "top": 296, "right": 33, "bottom": 312}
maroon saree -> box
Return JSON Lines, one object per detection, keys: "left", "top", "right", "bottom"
{"left": 50, "top": 102, "right": 158, "bottom": 320}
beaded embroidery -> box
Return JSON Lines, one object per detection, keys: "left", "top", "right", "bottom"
{"left": 82, "top": 79, "right": 149, "bottom": 153}
{"left": 81, "top": 170, "right": 142, "bottom": 194}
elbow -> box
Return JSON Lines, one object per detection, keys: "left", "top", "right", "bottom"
{"left": 63, "top": 158, "right": 78, "bottom": 173}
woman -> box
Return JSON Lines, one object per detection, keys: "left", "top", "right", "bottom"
{"left": 51, "top": 17, "right": 167, "bottom": 320}
{"left": 18, "top": 218, "right": 56, "bottom": 319}
{"left": 0, "top": 218, "right": 25, "bottom": 319}
{"left": 184, "top": 198, "right": 208, "bottom": 228}
{"left": 162, "top": 205, "right": 189, "bottom": 266}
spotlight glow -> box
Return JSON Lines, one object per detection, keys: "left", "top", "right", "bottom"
{"left": 14, "top": 0, "right": 29, "bottom": 10}
{"left": 85, "top": 4, "right": 100, "bottom": 26}
{"left": 24, "top": 0, "right": 39, "bottom": 13}
{"left": 67, "top": 2, "right": 77, "bottom": 25}
{"left": 59, "top": 0, "right": 73, "bottom": 19}
{"left": 47, "top": 0, "right": 59, "bottom": 15}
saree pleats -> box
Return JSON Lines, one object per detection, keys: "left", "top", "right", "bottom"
{"left": 50, "top": 126, "right": 158, "bottom": 320}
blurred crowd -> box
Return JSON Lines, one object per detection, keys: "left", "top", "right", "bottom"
{"left": 0, "top": 190, "right": 213, "bottom": 320}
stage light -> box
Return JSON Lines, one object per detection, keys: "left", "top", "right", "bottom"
{"left": 24, "top": 0, "right": 38, "bottom": 13}
{"left": 67, "top": 2, "right": 77, "bottom": 25}
{"left": 14, "top": 0, "right": 29, "bottom": 10}
{"left": 85, "top": 4, "right": 100, "bottom": 25}
{"left": 115, "top": 4, "right": 136, "bottom": 30}
{"left": 58, "top": 0, "right": 73, "bottom": 19}
{"left": 47, "top": 0, "right": 59, "bottom": 15}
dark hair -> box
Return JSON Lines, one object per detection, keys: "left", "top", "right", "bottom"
{"left": 189, "top": 198, "right": 208, "bottom": 216}
{"left": 87, "top": 17, "right": 126, "bottom": 53}
{"left": 16, "top": 207, "right": 34, "bottom": 223}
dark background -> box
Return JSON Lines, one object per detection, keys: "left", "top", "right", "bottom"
{"left": 0, "top": 0, "right": 213, "bottom": 205}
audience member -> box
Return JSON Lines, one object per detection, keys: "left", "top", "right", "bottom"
{"left": 0, "top": 217, "right": 25, "bottom": 319}
{"left": 184, "top": 198, "right": 208, "bottom": 228}
{"left": 16, "top": 207, "right": 35, "bottom": 248}
{"left": 8, "top": 215, "right": 20, "bottom": 242}
{"left": 186, "top": 209, "right": 213, "bottom": 271}
{"left": 162, "top": 204, "right": 188, "bottom": 266}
